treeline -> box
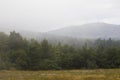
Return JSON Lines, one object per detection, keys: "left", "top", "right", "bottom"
{"left": 0, "top": 31, "right": 120, "bottom": 70}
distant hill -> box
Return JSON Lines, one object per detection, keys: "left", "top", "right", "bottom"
{"left": 1, "top": 22, "right": 119, "bottom": 47}
{"left": 0, "top": 26, "right": 89, "bottom": 47}
{"left": 48, "top": 23, "right": 120, "bottom": 39}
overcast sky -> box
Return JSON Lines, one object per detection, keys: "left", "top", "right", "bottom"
{"left": 0, "top": 0, "right": 120, "bottom": 32}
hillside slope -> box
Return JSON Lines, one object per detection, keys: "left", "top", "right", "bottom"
{"left": 48, "top": 23, "right": 120, "bottom": 39}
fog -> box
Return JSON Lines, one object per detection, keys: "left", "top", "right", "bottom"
{"left": 0, "top": 0, "right": 120, "bottom": 32}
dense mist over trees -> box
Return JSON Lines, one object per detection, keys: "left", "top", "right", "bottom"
{"left": 0, "top": 31, "right": 120, "bottom": 70}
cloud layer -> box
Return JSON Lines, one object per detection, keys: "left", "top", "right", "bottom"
{"left": 0, "top": 0, "right": 120, "bottom": 32}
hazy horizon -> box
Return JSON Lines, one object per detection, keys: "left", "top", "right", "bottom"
{"left": 0, "top": 0, "right": 120, "bottom": 32}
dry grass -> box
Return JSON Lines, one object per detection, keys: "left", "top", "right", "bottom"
{"left": 0, "top": 69, "right": 120, "bottom": 80}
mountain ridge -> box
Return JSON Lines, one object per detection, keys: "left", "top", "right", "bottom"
{"left": 47, "top": 23, "right": 120, "bottom": 39}
{"left": 0, "top": 22, "right": 120, "bottom": 39}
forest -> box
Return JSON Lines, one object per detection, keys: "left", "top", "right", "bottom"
{"left": 0, "top": 31, "right": 120, "bottom": 70}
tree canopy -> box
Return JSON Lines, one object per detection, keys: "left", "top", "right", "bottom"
{"left": 0, "top": 31, "right": 120, "bottom": 70}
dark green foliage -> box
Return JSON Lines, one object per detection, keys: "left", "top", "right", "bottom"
{"left": 40, "top": 39, "right": 53, "bottom": 59}
{"left": 0, "top": 31, "right": 120, "bottom": 70}
{"left": 9, "top": 31, "right": 24, "bottom": 50}
{"left": 0, "top": 32, "right": 9, "bottom": 51}
{"left": 9, "top": 49, "right": 28, "bottom": 69}
{"left": 104, "top": 47, "right": 120, "bottom": 68}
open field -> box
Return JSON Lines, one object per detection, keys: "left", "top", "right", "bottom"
{"left": 0, "top": 69, "right": 120, "bottom": 80}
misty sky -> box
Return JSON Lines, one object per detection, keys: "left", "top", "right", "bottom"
{"left": 0, "top": 0, "right": 120, "bottom": 32}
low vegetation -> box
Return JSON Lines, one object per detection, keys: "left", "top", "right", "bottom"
{"left": 0, "top": 69, "right": 120, "bottom": 80}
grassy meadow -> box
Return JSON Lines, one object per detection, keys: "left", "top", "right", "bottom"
{"left": 0, "top": 69, "right": 120, "bottom": 80}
